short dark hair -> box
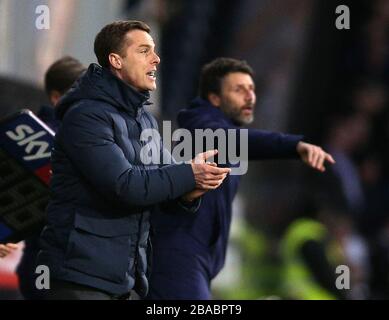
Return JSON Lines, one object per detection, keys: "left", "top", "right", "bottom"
{"left": 44, "top": 56, "right": 85, "bottom": 95}
{"left": 94, "top": 20, "right": 151, "bottom": 68}
{"left": 199, "top": 57, "right": 254, "bottom": 100}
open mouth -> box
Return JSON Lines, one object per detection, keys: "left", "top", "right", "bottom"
{"left": 242, "top": 106, "right": 253, "bottom": 114}
{"left": 146, "top": 70, "right": 156, "bottom": 79}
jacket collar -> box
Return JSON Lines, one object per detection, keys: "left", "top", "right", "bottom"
{"left": 92, "top": 64, "right": 152, "bottom": 117}
{"left": 189, "top": 97, "right": 236, "bottom": 126}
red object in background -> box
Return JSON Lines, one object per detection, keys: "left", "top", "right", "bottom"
{"left": 34, "top": 163, "right": 52, "bottom": 185}
{"left": 0, "top": 243, "right": 23, "bottom": 290}
{"left": 0, "top": 272, "right": 19, "bottom": 289}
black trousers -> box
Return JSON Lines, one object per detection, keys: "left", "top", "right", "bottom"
{"left": 43, "top": 280, "right": 131, "bottom": 300}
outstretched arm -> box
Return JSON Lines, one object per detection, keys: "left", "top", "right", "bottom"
{"left": 202, "top": 120, "right": 303, "bottom": 160}
{"left": 205, "top": 121, "right": 334, "bottom": 168}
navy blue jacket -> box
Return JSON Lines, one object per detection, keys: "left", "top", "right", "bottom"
{"left": 37, "top": 64, "right": 197, "bottom": 297}
{"left": 150, "top": 98, "right": 303, "bottom": 279}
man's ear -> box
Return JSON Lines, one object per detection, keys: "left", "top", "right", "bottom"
{"left": 208, "top": 93, "right": 221, "bottom": 107}
{"left": 108, "top": 53, "right": 122, "bottom": 69}
{"left": 49, "top": 90, "right": 62, "bottom": 106}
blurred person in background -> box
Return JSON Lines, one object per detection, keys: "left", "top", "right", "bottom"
{"left": 359, "top": 154, "right": 389, "bottom": 299}
{"left": 313, "top": 112, "right": 374, "bottom": 299}
{"left": 281, "top": 209, "right": 369, "bottom": 300}
{"left": 369, "top": 217, "right": 389, "bottom": 299}
{"left": 339, "top": 0, "right": 389, "bottom": 298}
{"left": 328, "top": 213, "right": 370, "bottom": 299}
{"left": 280, "top": 212, "right": 346, "bottom": 300}
{"left": 0, "top": 56, "right": 86, "bottom": 300}
{"left": 37, "top": 56, "right": 86, "bottom": 131}
{"left": 347, "top": 0, "right": 389, "bottom": 81}
{"left": 350, "top": 80, "right": 389, "bottom": 166}
{"left": 317, "top": 112, "right": 370, "bottom": 219}
{"left": 351, "top": 80, "right": 387, "bottom": 117}
{"left": 147, "top": 57, "right": 336, "bottom": 300}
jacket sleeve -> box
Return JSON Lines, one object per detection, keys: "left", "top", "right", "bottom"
{"left": 246, "top": 128, "right": 303, "bottom": 160}
{"left": 58, "top": 104, "right": 196, "bottom": 208}
{"left": 159, "top": 137, "right": 201, "bottom": 213}
{"left": 205, "top": 120, "right": 303, "bottom": 160}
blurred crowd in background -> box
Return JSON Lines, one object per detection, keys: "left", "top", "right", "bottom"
{"left": 1, "top": 0, "right": 389, "bottom": 300}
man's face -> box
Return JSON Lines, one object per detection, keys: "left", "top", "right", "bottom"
{"left": 117, "top": 29, "right": 160, "bottom": 91}
{"left": 217, "top": 72, "right": 256, "bottom": 125}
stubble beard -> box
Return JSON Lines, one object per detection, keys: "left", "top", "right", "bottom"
{"left": 221, "top": 103, "right": 254, "bottom": 126}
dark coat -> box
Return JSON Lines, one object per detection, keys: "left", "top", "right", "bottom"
{"left": 148, "top": 97, "right": 303, "bottom": 299}
{"left": 37, "top": 64, "right": 196, "bottom": 297}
